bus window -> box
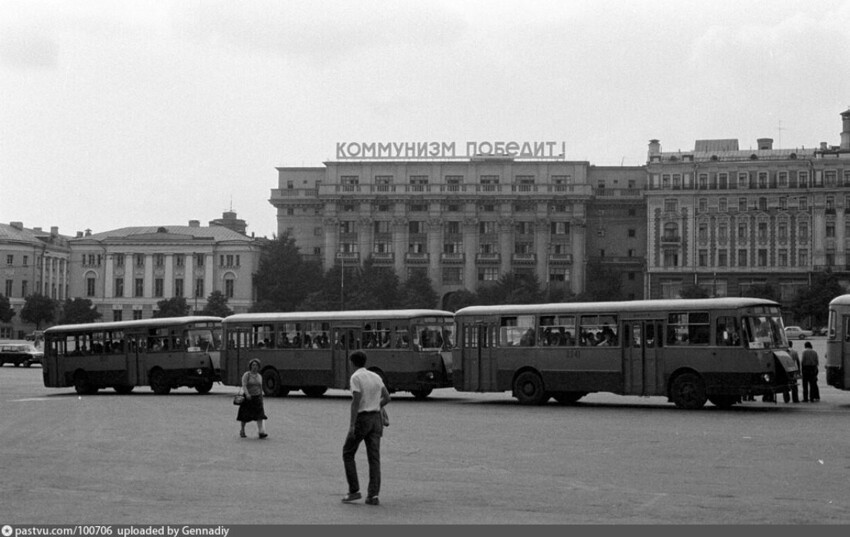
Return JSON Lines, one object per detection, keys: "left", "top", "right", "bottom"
{"left": 499, "top": 315, "right": 535, "bottom": 347}
{"left": 716, "top": 316, "right": 741, "bottom": 346}
{"left": 539, "top": 315, "right": 575, "bottom": 346}
{"left": 667, "top": 312, "right": 709, "bottom": 346}
{"left": 579, "top": 315, "right": 617, "bottom": 346}
{"left": 395, "top": 328, "right": 410, "bottom": 349}
{"left": 743, "top": 314, "right": 785, "bottom": 349}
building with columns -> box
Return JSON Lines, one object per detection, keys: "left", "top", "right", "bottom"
{"left": 67, "top": 215, "right": 260, "bottom": 321}
{"left": 270, "top": 156, "right": 649, "bottom": 305}
{"left": 0, "top": 222, "right": 71, "bottom": 338}
{"left": 645, "top": 108, "right": 850, "bottom": 301}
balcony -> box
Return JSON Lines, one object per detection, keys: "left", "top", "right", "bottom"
{"left": 335, "top": 252, "right": 360, "bottom": 264}
{"left": 511, "top": 253, "right": 537, "bottom": 265}
{"left": 660, "top": 235, "right": 681, "bottom": 244}
{"left": 404, "top": 252, "right": 430, "bottom": 264}
{"left": 370, "top": 252, "right": 394, "bottom": 265}
{"left": 475, "top": 253, "right": 501, "bottom": 264}
{"left": 440, "top": 253, "right": 465, "bottom": 264}
{"left": 548, "top": 253, "right": 573, "bottom": 265}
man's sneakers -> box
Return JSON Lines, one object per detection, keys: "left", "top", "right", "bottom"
{"left": 341, "top": 492, "right": 379, "bottom": 505}
{"left": 341, "top": 492, "right": 362, "bottom": 503}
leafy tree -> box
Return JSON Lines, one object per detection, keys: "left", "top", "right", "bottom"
{"left": 20, "top": 294, "right": 58, "bottom": 329}
{"left": 201, "top": 290, "right": 233, "bottom": 318}
{"left": 679, "top": 284, "right": 710, "bottom": 299}
{"left": 441, "top": 289, "right": 477, "bottom": 312}
{"left": 578, "top": 265, "right": 624, "bottom": 302}
{"left": 790, "top": 271, "right": 845, "bottom": 328}
{"left": 252, "top": 235, "right": 323, "bottom": 312}
{"left": 746, "top": 283, "right": 780, "bottom": 302}
{"left": 154, "top": 296, "right": 191, "bottom": 318}
{"left": 345, "top": 258, "right": 400, "bottom": 310}
{"left": 398, "top": 273, "right": 440, "bottom": 309}
{"left": 0, "top": 294, "right": 14, "bottom": 323}
{"left": 57, "top": 298, "right": 102, "bottom": 324}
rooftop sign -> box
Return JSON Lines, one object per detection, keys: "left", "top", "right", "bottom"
{"left": 335, "top": 141, "right": 567, "bottom": 160}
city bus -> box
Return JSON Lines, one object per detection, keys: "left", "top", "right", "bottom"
{"left": 42, "top": 316, "right": 223, "bottom": 395}
{"left": 221, "top": 309, "right": 455, "bottom": 399}
{"left": 826, "top": 294, "right": 850, "bottom": 390}
{"left": 453, "top": 298, "right": 798, "bottom": 409}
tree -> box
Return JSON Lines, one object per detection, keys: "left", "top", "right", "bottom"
{"left": 154, "top": 296, "right": 191, "bottom": 318}
{"left": 578, "top": 265, "right": 624, "bottom": 302}
{"left": 790, "top": 272, "right": 845, "bottom": 328}
{"left": 679, "top": 284, "right": 710, "bottom": 299}
{"left": 252, "top": 235, "right": 324, "bottom": 311}
{"left": 57, "top": 298, "right": 102, "bottom": 325}
{"left": 345, "top": 258, "right": 400, "bottom": 310}
{"left": 201, "top": 290, "right": 234, "bottom": 317}
{"left": 20, "top": 294, "right": 58, "bottom": 329}
{"left": 0, "top": 294, "right": 14, "bottom": 323}
{"left": 398, "top": 273, "right": 440, "bottom": 309}
{"left": 746, "top": 283, "right": 780, "bottom": 302}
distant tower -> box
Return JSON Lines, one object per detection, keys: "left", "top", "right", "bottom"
{"left": 209, "top": 211, "right": 247, "bottom": 235}
{"left": 841, "top": 107, "right": 850, "bottom": 151}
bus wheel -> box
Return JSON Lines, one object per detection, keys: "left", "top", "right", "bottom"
{"left": 514, "top": 371, "right": 547, "bottom": 405}
{"left": 302, "top": 386, "right": 327, "bottom": 398}
{"left": 114, "top": 385, "right": 134, "bottom": 395}
{"left": 74, "top": 371, "right": 97, "bottom": 395}
{"left": 262, "top": 368, "right": 284, "bottom": 397}
{"left": 553, "top": 391, "right": 585, "bottom": 405}
{"left": 670, "top": 373, "right": 707, "bottom": 409}
{"left": 195, "top": 379, "right": 214, "bottom": 394}
{"left": 150, "top": 369, "right": 171, "bottom": 395}
{"left": 708, "top": 395, "right": 737, "bottom": 409}
{"left": 411, "top": 388, "right": 433, "bottom": 400}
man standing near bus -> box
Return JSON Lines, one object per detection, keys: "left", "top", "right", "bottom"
{"left": 342, "top": 350, "right": 390, "bottom": 506}
{"left": 783, "top": 342, "right": 801, "bottom": 403}
{"left": 801, "top": 341, "right": 820, "bottom": 402}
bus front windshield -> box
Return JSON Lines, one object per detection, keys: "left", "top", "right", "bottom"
{"left": 187, "top": 327, "right": 222, "bottom": 352}
{"left": 413, "top": 321, "right": 454, "bottom": 351}
{"left": 743, "top": 314, "right": 786, "bottom": 349}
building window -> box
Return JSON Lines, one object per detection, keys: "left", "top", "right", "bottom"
{"left": 719, "top": 198, "right": 727, "bottom": 212}
{"left": 778, "top": 250, "right": 788, "bottom": 267}
{"left": 135, "top": 278, "right": 144, "bottom": 297}
{"left": 113, "top": 310, "right": 123, "bottom": 322}
{"left": 758, "top": 222, "right": 768, "bottom": 241}
{"left": 21, "top": 280, "right": 28, "bottom": 297}
{"left": 738, "top": 173, "right": 748, "bottom": 189}
{"left": 195, "top": 278, "right": 205, "bottom": 298}
{"left": 698, "top": 223, "right": 708, "bottom": 241}
{"left": 698, "top": 198, "right": 707, "bottom": 212}
{"left": 442, "top": 267, "right": 463, "bottom": 285}
{"left": 758, "top": 197, "right": 767, "bottom": 211}
{"left": 758, "top": 249, "right": 768, "bottom": 267}
{"left": 479, "top": 175, "right": 499, "bottom": 185}
{"left": 664, "top": 199, "right": 677, "bottom": 213}
{"left": 115, "top": 254, "right": 125, "bottom": 267}
{"left": 778, "top": 223, "right": 788, "bottom": 240}
{"left": 225, "top": 278, "right": 235, "bottom": 299}
{"left": 826, "top": 223, "right": 836, "bottom": 238}
{"left": 663, "top": 223, "right": 678, "bottom": 241}
{"left": 718, "top": 250, "right": 728, "bottom": 267}
{"left": 778, "top": 172, "right": 788, "bottom": 188}
{"left": 154, "top": 278, "right": 164, "bottom": 297}
{"left": 408, "top": 221, "right": 424, "bottom": 234}
{"left": 799, "top": 249, "right": 809, "bottom": 266}
{"left": 133, "top": 310, "right": 143, "bottom": 320}
{"left": 115, "top": 278, "right": 124, "bottom": 297}
{"left": 174, "top": 254, "right": 183, "bottom": 267}
{"left": 6, "top": 255, "right": 13, "bottom": 266}
{"left": 4, "top": 280, "right": 12, "bottom": 297}
{"left": 799, "top": 172, "right": 808, "bottom": 188}
{"left": 478, "top": 267, "right": 499, "bottom": 281}
{"left": 154, "top": 254, "right": 164, "bottom": 267}
{"left": 738, "top": 198, "right": 747, "bottom": 212}
{"left": 698, "top": 250, "right": 708, "bottom": 267}
{"left": 175, "top": 278, "right": 184, "bottom": 297}
{"left": 479, "top": 221, "right": 497, "bottom": 235}
{"left": 799, "top": 222, "right": 808, "bottom": 240}
{"left": 86, "top": 277, "right": 96, "bottom": 297}
{"left": 737, "top": 223, "right": 747, "bottom": 240}
{"left": 409, "top": 175, "right": 429, "bottom": 185}
{"left": 135, "top": 254, "right": 145, "bottom": 268}
{"left": 22, "top": 255, "right": 28, "bottom": 267}
{"left": 663, "top": 250, "right": 678, "bottom": 267}
{"left": 549, "top": 268, "right": 571, "bottom": 283}
{"left": 738, "top": 249, "right": 748, "bottom": 267}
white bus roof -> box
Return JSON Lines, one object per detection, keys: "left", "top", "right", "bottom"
{"left": 455, "top": 298, "right": 780, "bottom": 317}
{"left": 224, "top": 309, "right": 453, "bottom": 324}
{"left": 829, "top": 294, "right": 850, "bottom": 307}
{"left": 44, "top": 316, "right": 223, "bottom": 334}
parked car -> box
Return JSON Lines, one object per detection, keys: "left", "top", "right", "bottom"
{"left": 784, "top": 326, "right": 813, "bottom": 340}
{"left": 0, "top": 341, "right": 44, "bottom": 367}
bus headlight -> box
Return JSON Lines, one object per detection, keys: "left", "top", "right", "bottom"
{"left": 196, "top": 368, "right": 204, "bottom": 375}
{"left": 425, "top": 372, "right": 434, "bottom": 380}
{"left": 762, "top": 373, "right": 773, "bottom": 383}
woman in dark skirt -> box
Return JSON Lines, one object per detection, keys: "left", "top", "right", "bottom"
{"left": 237, "top": 358, "right": 268, "bottom": 438}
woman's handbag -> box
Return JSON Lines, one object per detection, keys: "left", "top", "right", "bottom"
{"left": 233, "top": 390, "right": 245, "bottom": 406}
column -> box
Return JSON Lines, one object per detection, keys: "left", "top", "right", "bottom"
{"left": 499, "top": 219, "right": 513, "bottom": 275}
{"left": 462, "top": 217, "right": 479, "bottom": 290}
{"left": 184, "top": 253, "right": 194, "bottom": 298}
{"left": 392, "top": 217, "right": 408, "bottom": 277}
{"left": 204, "top": 254, "right": 214, "bottom": 299}
{"left": 571, "top": 219, "right": 586, "bottom": 295}
{"left": 427, "top": 218, "right": 442, "bottom": 284}
{"left": 143, "top": 254, "right": 153, "bottom": 297}
{"left": 534, "top": 219, "right": 549, "bottom": 284}
{"left": 104, "top": 255, "right": 114, "bottom": 299}
{"left": 164, "top": 255, "right": 174, "bottom": 297}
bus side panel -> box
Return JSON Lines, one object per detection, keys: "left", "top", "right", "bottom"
{"left": 494, "top": 348, "right": 623, "bottom": 394}
{"left": 42, "top": 348, "right": 66, "bottom": 387}
{"left": 247, "top": 349, "right": 337, "bottom": 389}
{"left": 826, "top": 315, "right": 849, "bottom": 390}
{"left": 368, "top": 349, "right": 449, "bottom": 391}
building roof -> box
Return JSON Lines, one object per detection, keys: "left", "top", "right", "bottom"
{"left": 75, "top": 225, "right": 254, "bottom": 243}
{"left": 0, "top": 223, "right": 70, "bottom": 248}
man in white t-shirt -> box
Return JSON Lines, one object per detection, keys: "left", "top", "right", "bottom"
{"left": 342, "top": 351, "right": 390, "bottom": 506}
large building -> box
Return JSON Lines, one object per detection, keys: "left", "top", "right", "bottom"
{"left": 270, "top": 154, "right": 647, "bottom": 306}
{"left": 0, "top": 223, "right": 71, "bottom": 338}
{"left": 68, "top": 214, "right": 261, "bottom": 320}
{"left": 645, "top": 108, "right": 850, "bottom": 301}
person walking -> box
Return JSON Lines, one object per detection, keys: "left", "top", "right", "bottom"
{"left": 783, "top": 341, "right": 801, "bottom": 403}
{"left": 342, "top": 350, "right": 390, "bottom": 506}
{"left": 801, "top": 341, "right": 820, "bottom": 403}
{"left": 237, "top": 358, "right": 268, "bottom": 438}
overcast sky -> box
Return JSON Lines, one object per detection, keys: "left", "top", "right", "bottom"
{"left": 2, "top": 0, "right": 849, "bottom": 239}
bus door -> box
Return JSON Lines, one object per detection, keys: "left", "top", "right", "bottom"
{"left": 462, "top": 321, "right": 496, "bottom": 391}
{"left": 832, "top": 314, "right": 850, "bottom": 390}
{"left": 332, "top": 325, "right": 359, "bottom": 389}
{"left": 622, "top": 319, "right": 663, "bottom": 396}
{"left": 124, "top": 339, "right": 141, "bottom": 386}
